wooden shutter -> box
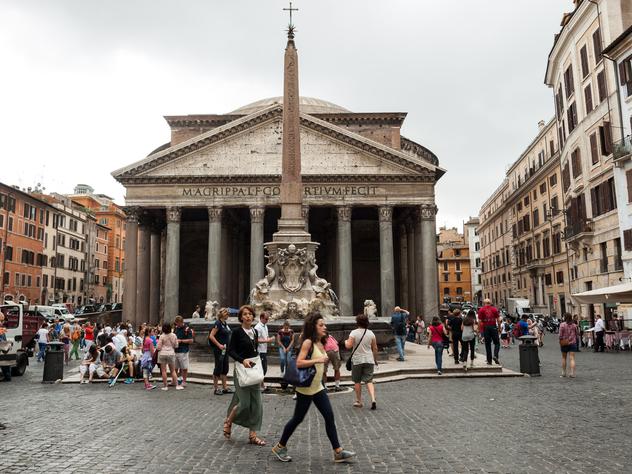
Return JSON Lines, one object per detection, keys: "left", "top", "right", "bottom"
{"left": 597, "top": 71, "right": 606, "bottom": 102}
{"left": 624, "top": 229, "right": 632, "bottom": 251}
{"left": 626, "top": 169, "right": 632, "bottom": 203}
{"left": 593, "top": 28, "right": 602, "bottom": 62}
{"left": 581, "top": 46, "right": 589, "bottom": 77}
{"left": 591, "top": 187, "right": 599, "bottom": 217}
{"left": 590, "top": 132, "right": 599, "bottom": 164}
{"left": 621, "top": 61, "right": 628, "bottom": 86}
{"left": 604, "top": 121, "right": 612, "bottom": 154}
{"left": 584, "top": 85, "right": 593, "bottom": 113}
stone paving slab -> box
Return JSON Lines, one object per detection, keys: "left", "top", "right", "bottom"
{"left": 4, "top": 334, "right": 631, "bottom": 473}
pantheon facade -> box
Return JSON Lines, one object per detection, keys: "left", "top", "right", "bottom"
{"left": 112, "top": 97, "right": 444, "bottom": 324}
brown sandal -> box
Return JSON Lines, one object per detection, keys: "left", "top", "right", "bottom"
{"left": 248, "top": 433, "right": 266, "bottom": 446}
{"left": 223, "top": 418, "right": 232, "bottom": 439}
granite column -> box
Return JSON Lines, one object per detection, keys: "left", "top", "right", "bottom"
{"left": 421, "top": 204, "right": 439, "bottom": 319}
{"left": 337, "top": 206, "right": 353, "bottom": 316}
{"left": 122, "top": 207, "right": 139, "bottom": 326}
{"left": 399, "top": 223, "right": 409, "bottom": 310}
{"left": 249, "top": 206, "right": 265, "bottom": 290}
{"left": 379, "top": 206, "right": 395, "bottom": 318}
{"left": 149, "top": 225, "right": 161, "bottom": 325}
{"left": 136, "top": 220, "right": 151, "bottom": 325}
{"left": 207, "top": 207, "right": 222, "bottom": 304}
{"left": 164, "top": 207, "right": 181, "bottom": 321}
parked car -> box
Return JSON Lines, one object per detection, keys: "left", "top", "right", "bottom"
{"left": 97, "top": 303, "right": 112, "bottom": 312}
{"left": 74, "top": 305, "right": 98, "bottom": 315}
{"left": 28, "top": 305, "right": 72, "bottom": 321}
{"left": 111, "top": 303, "right": 123, "bottom": 311}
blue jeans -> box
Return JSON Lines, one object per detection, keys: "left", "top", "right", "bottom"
{"left": 395, "top": 335, "right": 406, "bottom": 359}
{"left": 432, "top": 342, "right": 443, "bottom": 371}
{"left": 279, "top": 347, "right": 293, "bottom": 373}
{"left": 37, "top": 343, "right": 47, "bottom": 362}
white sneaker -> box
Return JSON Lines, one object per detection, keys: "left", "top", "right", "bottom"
{"left": 161, "top": 387, "right": 168, "bottom": 391}
{"left": 176, "top": 385, "right": 184, "bottom": 390}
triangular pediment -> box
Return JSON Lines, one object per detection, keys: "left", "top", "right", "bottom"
{"left": 112, "top": 105, "right": 444, "bottom": 183}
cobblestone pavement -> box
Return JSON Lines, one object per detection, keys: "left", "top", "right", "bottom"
{"left": 1, "top": 333, "right": 631, "bottom": 473}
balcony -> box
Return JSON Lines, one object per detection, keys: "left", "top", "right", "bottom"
{"left": 564, "top": 219, "right": 593, "bottom": 241}
{"left": 613, "top": 135, "right": 632, "bottom": 161}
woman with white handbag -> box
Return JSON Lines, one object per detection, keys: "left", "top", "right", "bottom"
{"left": 223, "top": 305, "right": 266, "bottom": 446}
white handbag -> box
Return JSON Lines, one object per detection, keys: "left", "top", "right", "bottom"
{"left": 234, "top": 356, "right": 264, "bottom": 387}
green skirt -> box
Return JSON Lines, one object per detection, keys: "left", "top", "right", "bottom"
{"left": 227, "top": 370, "right": 263, "bottom": 431}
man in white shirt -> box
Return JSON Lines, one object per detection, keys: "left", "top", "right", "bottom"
{"left": 254, "top": 312, "right": 274, "bottom": 392}
{"left": 36, "top": 323, "right": 50, "bottom": 362}
{"left": 112, "top": 330, "right": 128, "bottom": 352}
{"left": 593, "top": 315, "right": 606, "bottom": 353}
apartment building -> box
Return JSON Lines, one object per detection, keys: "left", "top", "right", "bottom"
{"left": 83, "top": 216, "right": 110, "bottom": 304}
{"left": 35, "top": 193, "right": 89, "bottom": 306}
{"left": 479, "top": 180, "right": 514, "bottom": 309}
{"left": 464, "top": 217, "right": 482, "bottom": 305}
{"left": 506, "top": 120, "right": 570, "bottom": 316}
{"left": 70, "top": 184, "right": 126, "bottom": 303}
{"left": 544, "top": 0, "right": 631, "bottom": 320}
{"left": 437, "top": 227, "right": 472, "bottom": 303}
{"left": 0, "top": 183, "right": 49, "bottom": 304}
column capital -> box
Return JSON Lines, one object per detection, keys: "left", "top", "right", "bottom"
{"left": 166, "top": 206, "right": 181, "bottom": 223}
{"left": 208, "top": 206, "right": 223, "bottom": 223}
{"left": 249, "top": 206, "right": 265, "bottom": 223}
{"left": 337, "top": 206, "right": 352, "bottom": 222}
{"left": 378, "top": 205, "right": 393, "bottom": 223}
{"left": 419, "top": 203, "right": 438, "bottom": 220}
{"left": 123, "top": 206, "right": 141, "bottom": 224}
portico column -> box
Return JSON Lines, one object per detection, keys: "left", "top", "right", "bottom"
{"left": 249, "top": 206, "right": 265, "bottom": 290}
{"left": 337, "top": 206, "right": 353, "bottom": 316}
{"left": 421, "top": 204, "right": 439, "bottom": 318}
{"left": 136, "top": 219, "right": 151, "bottom": 325}
{"left": 406, "top": 219, "right": 416, "bottom": 316}
{"left": 379, "top": 206, "right": 395, "bottom": 318}
{"left": 399, "top": 223, "right": 409, "bottom": 309}
{"left": 302, "top": 205, "right": 310, "bottom": 233}
{"left": 164, "top": 207, "right": 181, "bottom": 321}
{"left": 122, "top": 207, "right": 139, "bottom": 326}
{"left": 414, "top": 211, "right": 424, "bottom": 317}
{"left": 149, "top": 225, "right": 161, "bottom": 325}
{"left": 207, "top": 207, "right": 223, "bottom": 303}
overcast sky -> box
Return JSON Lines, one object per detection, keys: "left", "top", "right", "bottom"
{"left": 0, "top": 0, "right": 571, "bottom": 230}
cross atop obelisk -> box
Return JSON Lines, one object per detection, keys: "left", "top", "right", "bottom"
{"left": 283, "top": 2, "right": 298, "bottom": 27}
{"left": 274, "top": 1, "right": 309, "bottom": 241}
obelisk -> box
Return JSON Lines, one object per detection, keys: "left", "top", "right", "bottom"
{"left": 248, "top": 17, "right": 339, "bottom": 320}
{"left": 273, "top": 25, "right": 311, "bottom": 242}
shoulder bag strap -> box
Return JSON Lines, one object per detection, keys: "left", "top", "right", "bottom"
{"left": 349, "top": 329, "right": 367, "bottom": 359}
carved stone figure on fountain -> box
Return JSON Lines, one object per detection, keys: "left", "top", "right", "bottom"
{"left": 204, "top": 300, "right": 219, "bottom": 320}
{"left": 364, "top": 300, "right": 378, "bottom": 318}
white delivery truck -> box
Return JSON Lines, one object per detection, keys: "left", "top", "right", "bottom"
{"left": 507, "top": 298, "right": 533, "bottom": 321}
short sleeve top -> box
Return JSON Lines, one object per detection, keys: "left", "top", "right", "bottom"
{"left": 349, "top": 328, "right": 375, "bottom": 365}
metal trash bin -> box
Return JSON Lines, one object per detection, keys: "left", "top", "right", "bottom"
{"left": 43, "top": 342, "right": 64, "bottom": 383}
{"left": 518, "top": 335, "right": 540, "bottom": 376}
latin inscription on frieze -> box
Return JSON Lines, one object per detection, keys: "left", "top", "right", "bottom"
{"left": 181, "top": 185, "right": 379, "bottom": 198}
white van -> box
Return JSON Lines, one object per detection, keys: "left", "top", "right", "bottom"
{"left": 28, "top": 305, "right": 72, "bottom": 322}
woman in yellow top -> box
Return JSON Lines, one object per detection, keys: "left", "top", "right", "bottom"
{"left": 272, "top": 312, "right": 356, "bottom": 464}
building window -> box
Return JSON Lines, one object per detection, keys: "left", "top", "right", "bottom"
{"left": 549, "top": 174, "right": 557, "bottom": 187}
{"left": 593, "top": 28, "right": 602, "bottom": 64}
{"left": 590, "top": 177, "right": 616, "bottom": 217}
{"left": 443, "top": 273, "right": 449, "bottom": 282}
{"left": 600, "top": 242, "right": 608, "bottom": 273}
{"left": 597, "top": 70, "right": 607, "bottom": 103}
{"left": 564, "top": 65, "right": 575, "bottom": 98}
{"left": 562, "top": 162, "right": 571, "bottom": 192}
{"left": 443, "top": 287, "right": 450, "bottom": 295}
{"left": 456, "top": 273, "right": 462, "bottom": 282}
{"left": 545, "top": 273, "right": 552, "bottom": 286}
{"left": 620, "top": 57, "right": 632, "bottom": 97}
{"left": 567, "top": 102, "right": 578, "bottom": 133}
{"left": 584, "top": 84, "right": 593, "bottom": 113}
{"left": 540, "top": 182, "right": 546, "bottom": 194}
{"left": 571, "top": 148, "right": 582, "bottom": 178}
{"left": 590, "top": 132, "right": 599, "bottom": 165}
{"left": 599, "top": 122, "right": 612, "bottom": 155}
{"left": 624, "top": 229, "right": 632, "bottom": 251}
{"left": 580, "top": 45, "right": 589, "bottom": 78}
{"left": 443, "top": 262, "right": 448, "bottom": 271}
{"left": 614, "top": 238, "right": 623, "bottom": 271}
{"left": 556, "top": 271, "right": 564, "bottom": 284}
{"left": 456, "top": 287, "right": 463, "bottom": 295}
{"left": 533, "top": 209, "right": 539, "bottom": 228}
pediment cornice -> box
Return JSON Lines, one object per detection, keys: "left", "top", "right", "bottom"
{"left": 112, "top": 104, "right": 444, "bottom": 182}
